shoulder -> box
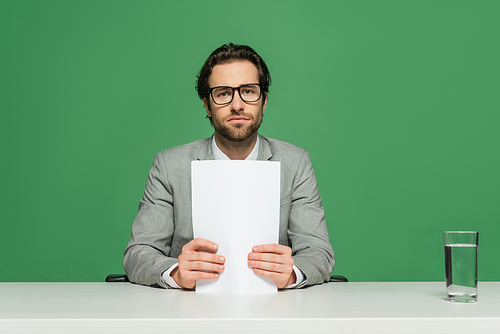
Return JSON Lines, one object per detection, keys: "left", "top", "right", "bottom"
{"left": 149, "top": 138, "right": 211, "bottom": 174}
{"left": 261, "top": 136, "right": 308, "bottom": 159}
{"left": 157, "top": 137, "right": 211, "bottom": 160}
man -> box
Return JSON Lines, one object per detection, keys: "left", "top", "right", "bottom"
{"left": 124, "top": 43, "right": 334, "bottom": 289}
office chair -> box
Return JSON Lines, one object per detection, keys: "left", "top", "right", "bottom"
{"left": 105, "top": 274, "right": 348, "bottom": 283}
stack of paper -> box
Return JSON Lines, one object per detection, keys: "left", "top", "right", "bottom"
{"left": 191, "top": 160, "right": 280, "bottom": 294}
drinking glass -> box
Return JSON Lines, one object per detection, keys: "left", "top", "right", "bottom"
{"left": 443, "top": 231, "right": 478, "bottom": 303}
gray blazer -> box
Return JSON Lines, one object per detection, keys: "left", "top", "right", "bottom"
{"left": 123, "top": 135, "right": 335, "bottom": 288}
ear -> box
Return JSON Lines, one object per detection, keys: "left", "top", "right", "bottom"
{"left": 262, "top": 93, "right": 268, "bottom": 111}
{"left": 204, "top": 98, "right": 212, "bottom": 118}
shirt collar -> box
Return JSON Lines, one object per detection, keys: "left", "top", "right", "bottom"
{"left": 212, "top": 135, "right": 260, "bottom": 161}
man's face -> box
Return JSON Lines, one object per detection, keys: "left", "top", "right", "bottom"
{"left": 204, "top": 61, "right": 267, "bottom": 143}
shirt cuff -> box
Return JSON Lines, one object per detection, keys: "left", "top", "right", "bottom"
{"left": 283, "top": 265, "right": 305, "bottom": 289}
{"left": 161, "top": 263, "right": 181, "bottom": 289}
{"left": 162, "top": 263, "right": 305, "bottom": 290}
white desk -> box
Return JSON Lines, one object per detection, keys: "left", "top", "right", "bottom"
{"left": 1, "top": 282, "right": 499, "bottom": 333}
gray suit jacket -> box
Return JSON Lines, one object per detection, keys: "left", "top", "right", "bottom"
{"left": 123, "top": 135, "right": 334, "bottom": 288}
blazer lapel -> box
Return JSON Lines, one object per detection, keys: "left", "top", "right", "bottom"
{"left": 196, "top": 136, "right": 214, "bottom": 161}
{"left": 257, "top": 135, "right": 273, "bottom": 161}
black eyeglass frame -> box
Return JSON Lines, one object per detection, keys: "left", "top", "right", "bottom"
{"left": 208, "top": 83, "right": 263, "bottom": 105}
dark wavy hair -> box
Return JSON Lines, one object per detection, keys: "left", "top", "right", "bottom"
{"left": 196, "top": 43, "right": 271, "bottom": 101}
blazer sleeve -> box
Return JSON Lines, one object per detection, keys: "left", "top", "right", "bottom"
{"left": 288, "top": 151, "right": 335, "bottom": 287}
{"left": 123, "top": 152, "right": 178, "bottom": 288}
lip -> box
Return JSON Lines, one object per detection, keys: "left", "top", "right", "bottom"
{"left": 227, "top": 117, "right": 250, "bottom": 123}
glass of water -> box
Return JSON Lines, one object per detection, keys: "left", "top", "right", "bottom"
{"left": 443, "top": 231, "right": 478, "bottom": 303}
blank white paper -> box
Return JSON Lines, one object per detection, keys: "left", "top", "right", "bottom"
{"left": 191, "top": 160, "right": 280, "bottom": 294}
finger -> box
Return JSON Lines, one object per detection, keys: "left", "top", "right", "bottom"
{"left": 248, "top": 252, "right": 291, "bottom": 265}
{"left": 252, "top": 268, "right": 289, "bottom": 288}
{"left": 248, "top": 252, "right": 281, "bottom": 264}
{"left": 181, "top": 252, "right": 225, "bottom": 265}
{"left": 184, "top": 238, "right": 219, "bottom": 252}
{"left": 252, "top": 244, "right": 291, "bottom": 255}
{"left": 182, "top": 260, "right": 225, "bottom": 273}
{"left": 248, "top": 259, "right": 288, "bottom": 273}
{"left": 192, "top": 271, "right": 220, "bottom": 280}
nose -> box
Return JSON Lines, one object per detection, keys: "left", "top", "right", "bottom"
{"left": 230, "top": 90, "right": 244, "bottom": 113}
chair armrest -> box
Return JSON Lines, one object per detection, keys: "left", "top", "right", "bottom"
{"left": 105, "top": 274, "right": 130, "bottom": 282}
{"left": 329, "top": 275, "right": 348, "bottom": 282}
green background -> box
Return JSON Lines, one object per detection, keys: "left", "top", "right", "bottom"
{"left": 1, "top": 1, "right": 498, "bottom": 282}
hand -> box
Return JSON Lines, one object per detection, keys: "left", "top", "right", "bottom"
{"left": 248, "top": 244, "right": 296, "bottom": 289}
{"left": 171, "top": 238, "right": 225, "bottom": 289}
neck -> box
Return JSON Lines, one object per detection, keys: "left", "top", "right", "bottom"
{"left": 214, "top": 132, "right": 258, "bottom": 160}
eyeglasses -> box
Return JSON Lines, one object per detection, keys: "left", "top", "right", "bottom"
{"left": 208, "top": 83, "right": 262, "bottom": 105}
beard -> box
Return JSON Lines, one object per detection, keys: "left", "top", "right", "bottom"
{"left": 211, "top": 110, "right": 263, "bottom": 143}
